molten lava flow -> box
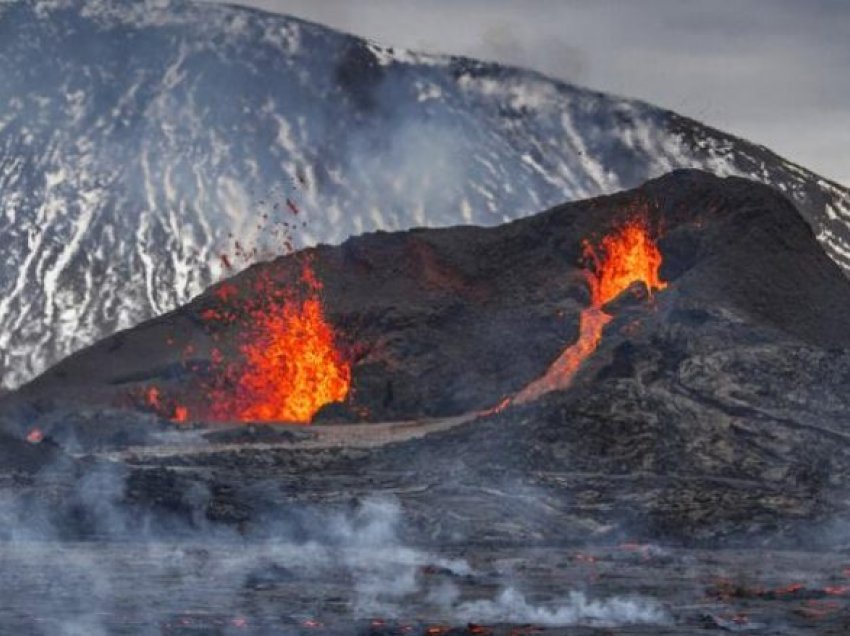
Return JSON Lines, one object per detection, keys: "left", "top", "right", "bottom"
{"left": 208, "top": 262, "right": 351, "bottom": 423}
{"left": 513, "top": 219, "right": 666, "bottom": 405}
{"left": 479, "top": 396, "right": 511, "bottom": 417}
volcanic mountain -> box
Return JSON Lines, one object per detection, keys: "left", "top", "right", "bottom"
{"left": 2, "top": 0, "right": 850, "bottom": 390}
{"left": 7, "top": 169, "right": 850, "bottom": 547}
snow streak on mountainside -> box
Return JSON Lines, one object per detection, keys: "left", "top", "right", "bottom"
{"left": 1, "top": 0, "right": 849, "bottom": 388}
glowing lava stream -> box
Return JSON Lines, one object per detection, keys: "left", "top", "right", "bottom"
{"left": 512, "top": 219, "right": 666, "bottom": 405}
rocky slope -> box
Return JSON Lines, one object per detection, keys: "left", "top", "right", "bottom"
{"left": 2, "top": 0, "right": 850, "bottom": 388}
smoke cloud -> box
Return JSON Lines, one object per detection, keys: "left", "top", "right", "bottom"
{"left": 227, "top": 0, "right": 850, "bottom": 189}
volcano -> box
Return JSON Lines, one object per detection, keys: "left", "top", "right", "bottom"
{"left": 2, "top": 0, "right": 850, "bottom": 392}
{"left": 4, "top": 170, "right": 850, "bottom": 631}
{"left": 6, "top": 168, "right": 850, "bottom": 540}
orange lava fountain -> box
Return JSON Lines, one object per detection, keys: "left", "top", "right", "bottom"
{"left": 513, "top": 219, "right": 666, "bottom": 404}
{"left": 208, "top": 262, "right": 351, "bottom": 423}
{"left": 142, "top": 260, "right": 351, "bottom": 425}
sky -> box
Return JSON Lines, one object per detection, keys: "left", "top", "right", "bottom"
{"left": 222, "top": 0, "right": 849, "bottom": 188}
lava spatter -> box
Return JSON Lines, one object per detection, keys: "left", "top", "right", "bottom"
{"left": 144, "top": 260, "right": 350, "bottom": 425}
{"left": 207, "top": 262, "right": 351, "bottom": 423}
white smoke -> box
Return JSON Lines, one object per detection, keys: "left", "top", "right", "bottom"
{"left": 0, "top": 473, "right": 669, "bottom": 632}
{"left": 456, "top": 587, "right": 668, "bottom": 627}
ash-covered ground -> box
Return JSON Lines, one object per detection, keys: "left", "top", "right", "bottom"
{"left": 3, "top": 170, "right": 850, "bottom": 634}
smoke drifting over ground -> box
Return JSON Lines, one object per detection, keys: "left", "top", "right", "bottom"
{"left": 456, "top": 588, "right": 666, "bottom": 627}
{"left": 0, "top": 460, "right": 667, "bottom": 633}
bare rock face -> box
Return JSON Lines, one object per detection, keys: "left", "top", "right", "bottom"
{"left": 4, "top": 169, "right": 850, "bottom": 547}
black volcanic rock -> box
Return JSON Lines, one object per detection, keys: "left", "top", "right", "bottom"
{"left": 6, "top": 170, "right": 850, "bottom": 545}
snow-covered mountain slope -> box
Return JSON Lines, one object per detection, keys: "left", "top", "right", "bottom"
{"left": 1, "top": 0, "right": 849, "bottom": 388}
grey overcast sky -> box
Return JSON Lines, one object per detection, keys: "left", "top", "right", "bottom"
{"left": 223, "top": 0, "right": 849, "bottom": 187}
